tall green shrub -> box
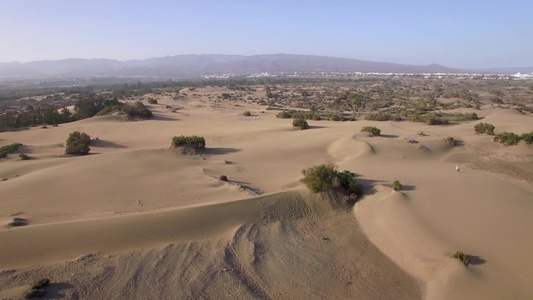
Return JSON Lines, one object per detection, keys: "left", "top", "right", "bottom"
{"left": 65, "top": 131, "right": 91, "bottom": 155}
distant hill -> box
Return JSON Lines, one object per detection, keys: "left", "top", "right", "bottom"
{"left": 0, "top": 54, "right": 464, "bottom": 79}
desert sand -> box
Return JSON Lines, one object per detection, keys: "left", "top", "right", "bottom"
{"left": 0, "top": 87, "right": 532, "bottom": 299}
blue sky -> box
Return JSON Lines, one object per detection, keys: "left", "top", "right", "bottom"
{"left": 1, "top": 0, "right": 531, "bottom": 68}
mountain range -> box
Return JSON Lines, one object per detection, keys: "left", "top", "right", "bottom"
{"left": 0, "top": 54, "right": 482, "bottom": 79}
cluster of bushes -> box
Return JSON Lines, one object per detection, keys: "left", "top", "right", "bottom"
{"left": 171, "top": 135, "right": 206, "bottom": 149}
{"left": 365, "top": 111, "right": 403, "bottom": 121}
{"left": 300, "top": 163, "right": 361, "bottom": 200}
{"left": 361, "top": 126, "right": 381, "bottom": 136}
{"left": 0, "top": 95, "right": 156, "bottom": 132}
{"left": 492, "top": 131, "right": 533, "bottom": 146}
{"left": 0, "top": 143, "right": 22, "bottom": 158}
{"left": 411, "top": 112, "right": 478, "bottom": 125}
{"left": 327, "top": 112, "right": 343, "bottom": 121}
{"left": 364, "top": 109, "right": 477, "bottom": 125}
{"left": 123, "top": 101, "right": 153, "bottom": 119}
{"left": 474, "top": 122, "right": 495, "bottom": 135}
{"left": 292, "top": 118, "right": 309, "bottom": 130}
{"left": 65, "top": 131, "right": 91, "bottom": 155}
{"left": 276, "top": 110, "right": 321, "bottom": 120}
{"left": 493, "top": 132, "right": 521, "bottom": 146}
{"left": 0, "top": 106, "right": 74, "bottom": 132}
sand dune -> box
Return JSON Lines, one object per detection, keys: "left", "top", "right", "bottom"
{"left": 0, "top": 90, "right": 532, "bottom": 299}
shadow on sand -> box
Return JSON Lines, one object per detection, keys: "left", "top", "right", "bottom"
{"left": 203, "top": 148, "right": 241, "bottom": 155}
{"left": 90, "top": 139, "right": 127, "bottom": 149}
{"left": 307, "top": 125, "right": 327, "bottom": 129}
{"left": 152, "top": 114, "right": 179, "bottom": 121}
{"left": 468, "top": 255, "right": 487, "bottom": 266}
{"left": 45, "top": 282, "right": 77, "bottom": 299}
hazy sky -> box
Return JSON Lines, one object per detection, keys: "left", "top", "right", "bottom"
{"left": 1, "top": 0, "right": 531, "bottom": 68}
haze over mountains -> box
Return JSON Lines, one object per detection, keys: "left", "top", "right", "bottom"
{"left": 0, "top": 54, "right": 468, "bottom": 79}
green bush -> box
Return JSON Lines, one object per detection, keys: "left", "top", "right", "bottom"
{"left": 474, "top": 122, "right": 495, "bottom": 135}
{"left": 26, "top": 278, "right": 50, "bottom": 299}
{"left": 171, "top": 135, "right": 206, "bottom": 149}
{"left": 147, "top": 98, "right": 158, "bottom": 104}
{"left": 276, "top": 111, "right": 292, "bottom": 119}
{"left": 393, "top": 180, "right": 403, "bottom": 191}
{"left": 521, "top": 132, "right": 533, "bottom": 144}
{"left": 494, "top": 132, "right": 521, "bottom": 146}
{"left": 361, "top": 126, "right": 381, "bottom": 136}
{"left": 300, "top": 163, "right": 361, "bottom": 198}
{"left": 219, "top": 175, "right": 228, "bottom": 181}
{"left": 19, "top": 153, "right": 29, "bottom": 160}
{"left": 0, "top": 143, "right": 22, "bottom": 158}
{"left": 65, "top": 131, "right": 91, "bottom": 155}
{"left": 328, "top": 113, "right": 341, "bottom": 121}
{"left": 292, "top": 118, "right": 309, "bottom": 130}
{"left": 32, "top": 278, "right": 50, "bottom": 290}
{"left": 243, "top": 111, "right": 251, "bottom": 116}
{"left": 336, "top": 170, "right": 362, "bottom": 196}
{"left": 443, "top": 136, "right": 457, "bottom": 147}
{"left": 452, "top": 251, "right": 470, "bottom": 266}
{"left": 124, "top": 101, "right": 153, "bottom": 119}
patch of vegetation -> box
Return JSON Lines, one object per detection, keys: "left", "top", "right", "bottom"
{"left": 300, "top": 163, "right": 361, "bottom": 200}
{"left": 521, "top": 132, "right": 533, "bottom": 144}
{"left": 219, "top": 175, "right": 228, "bottom": 181}
{"left": 328, "top": 113, "right": 342, "bottom": 121}
{"left": 65, "top": 131, "right": 91, "bottom": 156}
{"left": 0, "top": 143, "right": 23, "bottom": 158}
{"left": 25, "top": 278, "right": 50, "bottom": 299}
{"left": 410, "top": 112, "right": 478, "bottom": 125}
{"left": 243, "top": 111, "right": 251, "bottom": 116}
{"left": 147, "top": 98, "right": 158, "bottom": 104}
{"left": 474, "top": 122, "right": 495, "bottom": 135}
{"left": 443, "top": 136, "right": 457, "bottom": 147}
{"left": 452, "top": 251, "right": 470, "bottom": 266}
{"left": 493, "top": 132, "right": 521, "bottom": 146}
{"left": 393, "top": 180, "right": 403, "bottom": 191}
{"left": 361, "top": 126, "right": 381, "bottom": 136}
{"left": 19, "top": 153, "right": 29, "bottom": 160}
{"left": 365, "top": 111, "right": 403, "bottom": 121}
{"left": 292, "top": 118, "right": 309, "bottom": 130}
{"left": 124, "top": 101, "right": 153, "bottom": 120}
{"left": 276, "top": 109, "right": 320, "bottom": 120}
{"left": 171, "top": 135, "right": 206, "bottom": 149}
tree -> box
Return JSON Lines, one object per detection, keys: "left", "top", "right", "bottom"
{"left": 65, "top": 131, "right": 91, "bottom": 155}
